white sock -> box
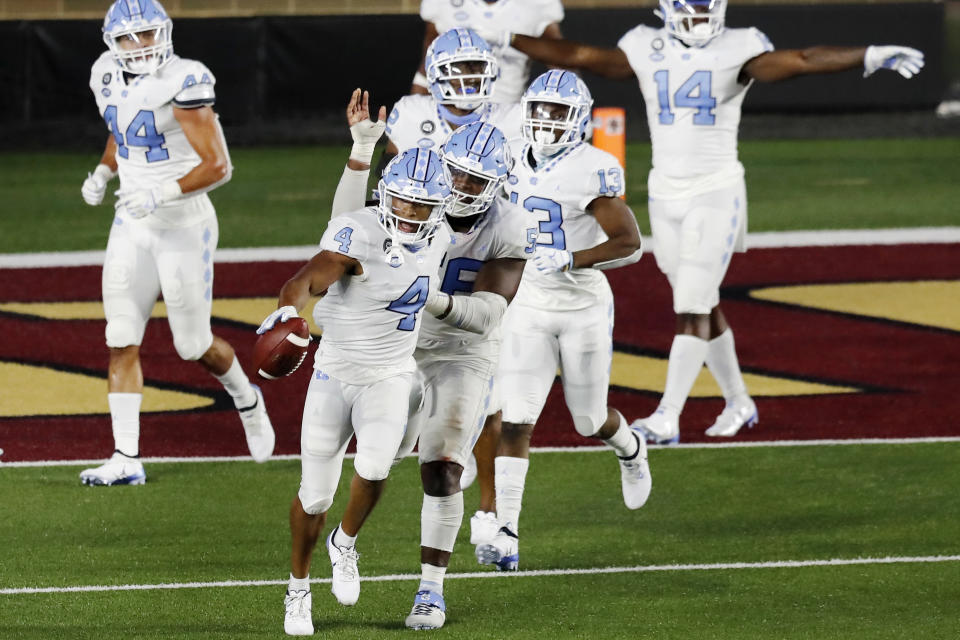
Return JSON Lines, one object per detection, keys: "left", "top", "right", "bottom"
{"left": 603, "top": 410, "right": 637, "bottom": 458}
{"left": 214, "top": 356, "right": 256, "bottom": 409}
{"left": 494, "top": 456, "right": 529, "bottom": 533}
{"left": 332, "top": 523, "right": 357, "bottom": 549}
{"left": 108, "top": 393, "right": 142, "bottom": 457}
{"left": 288, "top": 573, "right": 310, "bottom": 592}
{"left": 418, "top": 563, "right": 446, "bottom": 595}
{"left": 705, "top": 329, "right": 748, "bottom": 401}
{"left": 660, "top": 335, "right": 709, "bottom": 415}
{"left": 421, "top": 493, "right": 463, "bottom": 552}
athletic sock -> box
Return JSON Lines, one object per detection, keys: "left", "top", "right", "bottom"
{"left": 660, "top": 335, "right": 709, "bottom": 415}
{"left": 108, "top": 392, "right": 142, "bottom": 458}
{"left": 418, "top": 563, "right": 446, "bottom": 595}
{"left": 494, "top": 456, "right": 529, "bottom": 533}
{"left": 421, "top": 493, "right": 463, "bottom": 553}
{"left": 603, "top": 410, "right": 637, "bottom": 458}
{"left": 332, "top": 523, "right": 357, "bottom": 549}
{"left": 705, "top": 328, "right": 748, "bottom": 401}
{"left": 288, "top": 573, "right": 310, "bottom": 592}
{"left": 214, "top": 356, "right": 257, "bottom": 409}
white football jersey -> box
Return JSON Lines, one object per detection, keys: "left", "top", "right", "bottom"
{"left": 386, "top": 95, "right": 522, "bottom": 154}
{"left": 617, "top": 26, "right": 773, "bottom": 198}
{"left": 505, "top": 142, "right": 624, "bottom": 311}
{"left": 419, "top": 198, "right": 535, "bottom": 351}
{"left": 90, "top": 52, "right": 227, "bottom": 227}
{"left": 420, "top": 0, "right": 564, "bottom": 103}
{"left": 312, "top": 208, "right": 450, "bottom": 385}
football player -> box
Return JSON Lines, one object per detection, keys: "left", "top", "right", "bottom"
{"left": 476, "top": 70, "right": 650, "bottom": 572}
{"left": 504, "top": 0, "right": 925, "bottom": 442}
{"left": 78, "top": 0, "right": 274, "bottom": 487}
{"left": 412, "top": 0, "right": 564, "bottom": 103}
{"left": 333, "top": 91, "right": 534, "bottom": 630}
{"left": 383, "top": 27, "right": 521, "bottom": 175}
{"left": 266, "top": 148, "right": 452, "bottom": 636}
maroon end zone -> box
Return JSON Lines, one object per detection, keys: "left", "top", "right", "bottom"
{"left": 0, "top": 243, "right": 958, "bottom": 461}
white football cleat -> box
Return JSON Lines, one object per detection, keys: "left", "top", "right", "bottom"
{"left": 404, "top": 589, "right": 446, "bottom": 630}
{"left": 326, "top": 532, "right": 360, "bottom": 606}
{"left": 476, "top": 525, "right": 519, "bottom": 571}
{"left": 469, "top": 510, "right": 499, "bottom": 545}
{"left": 459, "top": 453, "right": 477, "bottom": 490}
{"left": 238, "top": 384, "right": 275, "bottom": 463}
{"left": 283, "top": 589, "right": 314, "bottom": 636}
{"left": 630, "top": 406, "right": 680, "bottom": 445}
{"left": 618, "top": 430, "right": 652, "bottom": 510}
{"left": 79, "top": 451, "right": 146, "bottom": 486}
{"left": 705, "top": 395, "right": 758, "bottom": 437}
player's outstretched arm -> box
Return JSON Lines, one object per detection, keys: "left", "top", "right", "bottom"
{"left": 81, "top": 136, "right": 118, "bottom": 206}
{"left": 511, "top": 34, "right": 635, "bottom": 80}
{"left": 332, "top": 88, "right": 386, "bottom": 217}
{"left": 424, "top": 257, "right": 525, "bottom": 334}
{"left": 743, "top": 45, "right": 924, "bottom": 83}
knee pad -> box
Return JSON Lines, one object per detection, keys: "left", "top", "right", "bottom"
{"left": 353, "top": 452, "right": 392, "bottom": 482}
{"left": 105, "top": 317, "right": 142, "bottom": 349}
{"left": 298, "top": 488, "right": 333, "bottom": 516}
{"left": 572, "top": 411, "right": 605, "bottom": 438}
{"left": 172, "top": 331, "right": 213, "bottom": 361}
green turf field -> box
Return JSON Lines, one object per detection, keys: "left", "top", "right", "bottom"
{"left": 2, "top": 444, "right": 959, "bottom": 639}
{"left": 1, "top": 137, "right": 958, "bottom": 253}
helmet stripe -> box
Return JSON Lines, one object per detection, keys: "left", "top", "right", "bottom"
{"left": 545, "top": 69, "right": 565, "bottom": 91}
{"left": 468, "top": 123, "right": 494, "bottom": 157}
{"left": 455, "top": 28, "right": 472, "bottom": 49}
{"left": 413, "top": 149, "right": 430, "bottom": 182}
{"left": 125, "top": 0, "right": 143, "bottom": 19}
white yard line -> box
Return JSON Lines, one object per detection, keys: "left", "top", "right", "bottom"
{"left": 1, "top": 436, "right": 958, "bottom": 468}
{"left": 1, "top": 228, "right": 958, "bottom": 268}
{"left": 3, "top": 554, "right": 957, "bottom": 595}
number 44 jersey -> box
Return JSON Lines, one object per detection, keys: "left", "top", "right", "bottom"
{"left": 617, "top": 25, "right": 773, "bottom": 198}
{"left": 89, "top": 51, "right": 224, "bottom": 226}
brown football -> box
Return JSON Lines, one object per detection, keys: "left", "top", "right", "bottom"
{"left": 252, "top": 316, "right": 311, "bottom": 380}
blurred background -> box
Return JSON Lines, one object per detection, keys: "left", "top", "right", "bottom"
{"left": 2, "top": 0, "right": 958, "bottom": 150}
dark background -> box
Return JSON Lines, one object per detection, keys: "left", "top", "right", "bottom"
{"left": 0, "top": 3, "right": 947, "bottom": 149}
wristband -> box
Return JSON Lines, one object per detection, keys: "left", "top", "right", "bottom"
{"left": 349, "top": 141, "right": 378, "bottom": 164}
{"left": 93, "top": 163, "right": 117, "bottom": 182}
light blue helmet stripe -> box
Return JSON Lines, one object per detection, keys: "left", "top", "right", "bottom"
{"left": 468, "top": 123, "right": 495, "bottom": 157}
{"left": 125, "top": 0, "right": 142, "bottom": 19}
{"left": 455, "top": 28, "right": 473, "bottom": 49}
{"left": 413, "top": 149, "right": 430, "bottom": 182}
{"left": 545, "top": 70, "right": 565, "bottom": 91}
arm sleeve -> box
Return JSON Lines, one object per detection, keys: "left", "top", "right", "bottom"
{"left": 331, "top": 166, "right": 371, "bottom": 218}
{"left": 428, "top": 290, "right": 508, "bottom": 335}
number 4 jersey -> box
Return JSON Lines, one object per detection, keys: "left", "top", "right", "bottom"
{"left": 89, "top": 51, "right": 226, "bottom": 227}
{"left": 617, "top": 25, "right": 773, "bottom": 199}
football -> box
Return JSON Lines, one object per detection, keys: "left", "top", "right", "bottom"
{"left": 252, "top": 317, "right": 311, "bottom": 380}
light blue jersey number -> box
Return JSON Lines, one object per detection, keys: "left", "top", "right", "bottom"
{"left": 441, "top": 257, "right": 484, "bottom": 296}
{"left": 387, "top": 276, "right": 429, "bottom": 331}
{"left": 653, "top": 70, "right": 717, "bottom": 126}
{"left": 510, "top": 193, "right": 566, "bottom": 250}
{"left": 103, "top": 106, "right": 170, "bottom": 162}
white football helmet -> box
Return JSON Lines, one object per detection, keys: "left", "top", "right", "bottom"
{"left": 657, "top": 0, "right": 726, "bottom": 47}
{"left": 103, "top": 0, "right": 174, "bottom": 75}
{"left": 441, "top": 122, "right": 512, "bottom": 218}
{"left": 521, "top": 70, "right": 594, "bottom": 156}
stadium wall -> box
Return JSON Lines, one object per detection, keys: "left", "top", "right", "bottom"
{"left": 0, "top": 3, "right": 945, "bottom": 149}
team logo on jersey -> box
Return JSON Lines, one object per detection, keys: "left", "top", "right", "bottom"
{"left": 101, "top": 88, "right": 112, "bottom": 98}
{"left": 508, "top": 175, "right": 519, "bottom": 185}
{"left": 102, "top": 73, "right": 112, "bottom": 85}
{"left": 420, "top": 120, "right": 436, "bottom": 135}
{"left": 650, "top": 38, "right": 665, "bottom": 62}
{"left": 417, "top": 138, "right": 436, "bottom": 149}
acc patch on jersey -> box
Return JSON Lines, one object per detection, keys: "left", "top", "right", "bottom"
{"left": 420, "top": 120, "right": 436, "bottom": 134}
{"left": 102, "top": 73, "right": 112, "bottom": 85}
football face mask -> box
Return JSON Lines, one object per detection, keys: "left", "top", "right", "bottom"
{"left": 521, "top": 71, "right": 593, "bottom": 156}
{"left": 657, "top": 0, "right": 727, "bottom": 47}
{"left": 442, "top": 122, "right": 512, "bottom": 218}
{"left": 426, "top": 28, "right": 499, "bottom": 110}
{"left": 377, "top": 148, "right": 451, "bottom": 247}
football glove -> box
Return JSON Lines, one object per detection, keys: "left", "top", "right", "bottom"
{"left": 347, "top": 89, "right": 386, "bottom": 163}
{"left": 257, "top": 305, "right": 299, "bottom": 335}
{"left": 81, "top": 164, "right": 116, "bottom": 206}
{"left": 863, "top": 45, "right": 924, "bottom": 79}
{"left": 115, "top": 181, "right": 182, "bottom": 219}
{"left": 532, "top": 246, "right": 573, "bottom": 274}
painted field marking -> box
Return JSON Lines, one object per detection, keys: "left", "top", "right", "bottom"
{"left": 1, "top": 228, "right": 959, "bottom": 268}
{"left": 1, "top": 437, "right": 958, "bottom": 468}
{"left": 3, "top": 554, "right": 958, "bottom": 596}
